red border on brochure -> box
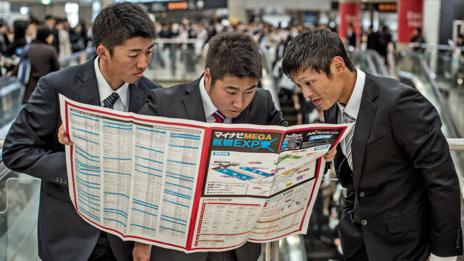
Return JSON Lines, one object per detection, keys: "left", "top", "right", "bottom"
{"left": 65, "top": 101, "right": 79, "bottom": 211}
{"left": 65, "top": 99, "right": 346, "bottom": 250}
{"left": 185, "top": 127, "right": 212, "bottom": 250}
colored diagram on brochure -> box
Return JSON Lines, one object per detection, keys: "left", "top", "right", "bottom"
{"left": 271, "top": 149, "right": 318, "bottom": 192}
{"left": 212, "top": 162, "right": 274, "bottom": 182}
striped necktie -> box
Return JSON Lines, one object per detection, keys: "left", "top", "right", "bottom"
{"left": 103, "top": 92, "right": 119, "bottom": 109}
{"left": 212, "top": 110, "right": 225, "bottom": 123}
{"left": 342, "top": 112, "right": 356, "bottom": 170}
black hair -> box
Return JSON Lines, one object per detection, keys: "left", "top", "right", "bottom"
{"left": 13, "top": 20, "right": 28, "bottom": 41}
{"left": 92, "top": 3, "right": 155, "bottom": 54}
{"left": 282, "top": 29, "right": 355, "bottom": 78}
{"left": 35, "top": 25, "right": 52, "bottom": 44}
{"left": 205, "top": 32, "right": 262, "bottom": 84}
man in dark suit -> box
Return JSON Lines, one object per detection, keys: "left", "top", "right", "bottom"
{"left": 282, "top": 29, "right": 462, "bottom": 261}
{"left": 131, "top": 32, "right": 287, "bottom": 261}
{"left": 2, "top": 3, "right": 160, "bottom": 261}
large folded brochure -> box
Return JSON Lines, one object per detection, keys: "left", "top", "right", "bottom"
{"left": 59, "top": 94, "right": 351, "bottom": 253}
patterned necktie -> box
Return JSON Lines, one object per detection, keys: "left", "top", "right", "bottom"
{"left": 342, "top": 112, "right": 356, "bottom": 170}
{"left": 103, "top": 92, "right": 119, "bottom": 109}
{"left": 212, "top": 110, "right": 225, "bottom": 123}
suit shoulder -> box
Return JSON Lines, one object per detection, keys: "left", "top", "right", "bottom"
{"left": 151, "top": 82, "right": 192, "bottom": 98}
{"left": 371, "top": 75, "right": 420, "bottom": 101}
{"left": 254, "top": 88, "right": 272, "bottom": 99}
{"left": 41, "top": 62, "right": 82, "bottom": 83}
{"left": 136, "top": 77, "right": 162, "bottom": 91}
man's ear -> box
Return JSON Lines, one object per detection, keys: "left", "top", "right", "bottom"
{"left": 204, "top": 68, "right": 212, "bottom": 91}
{"left": 96, "top": 45, "right": 108, "bottom": 60}
{"left": 330, "top": 56, "right": 345, "bottom": 76}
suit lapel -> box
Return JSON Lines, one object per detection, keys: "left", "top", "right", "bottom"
{"left": 182, "top": 78, "right": 207, "bottom": 122}
{"left": 74, "top": 59, "right": 100, "bottom": 106}
{"left": 128, "top": 84, "right": 143, "bottom": 113}
{"left": 352, "top": 74, "right": 378, "bottom": 189}
{"left": 324, "top": 105, "right": 338, "bottom": 124}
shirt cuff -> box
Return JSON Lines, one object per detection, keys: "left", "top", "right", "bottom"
{"left": 429, "top": 253, "right": 457, "bottom": 261}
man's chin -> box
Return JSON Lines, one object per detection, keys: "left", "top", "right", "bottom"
{"left": 224, "top": 111, "right": 241, "bottom": 118}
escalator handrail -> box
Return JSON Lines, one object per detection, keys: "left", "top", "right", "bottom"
{"left": 399, "top": 50, "right": 461, "bottom": 139}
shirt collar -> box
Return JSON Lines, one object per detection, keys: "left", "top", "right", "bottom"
{"left": 337, "top": 68, "right": 366, "bottom": 120}
{"left": 94, "top": 57, "right": 129, "bottom": 109}
{"left": 199, "top": 76, "right": 219, "bottom": 119}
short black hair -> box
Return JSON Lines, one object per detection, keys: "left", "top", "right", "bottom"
{"left": 282, "top": 29, "right": 355, "bottom": 77}
{"left": 36, "top": 25, "right": 52, "bottom": 44}
{"left": 92, "top": 3, "right": 155, "bottom": 54}
{"left": 205, "top": 32, "right": 262, "bottom": 84}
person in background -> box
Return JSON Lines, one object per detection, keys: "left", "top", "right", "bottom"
{"left": 282, "top": 29, "right": 462, "bottom": 261}
{"left": 5, "top": 20, "right": 28, "bottom": 57}
{"left": 410, "top": 27, "right": 426, "bottom": 53}
{"left": 22, "top": 25, "right": 59, "bottom": 104}
{"left": 346, "top": 23, "right": 356, "bottom": 50}
{"left": 44, "top": 15, "right": 60, "bottom": 54}
{"left": 70, "top": 21, "right": 89, "bottom": 53}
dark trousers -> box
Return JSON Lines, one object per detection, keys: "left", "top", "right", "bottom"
{"left": 88, "top": 232, "right": 117, "bottom": 261}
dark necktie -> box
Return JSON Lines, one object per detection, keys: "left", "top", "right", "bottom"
{"left": 103, "top": 92, "right": 119, "bottom": 109}
{"left": 342, "top": 112, "right": 355, "bottom": 170}
{"left": 212, "top": 110, "right": 225, "bottom": 123}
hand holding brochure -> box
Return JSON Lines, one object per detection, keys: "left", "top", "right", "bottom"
{"left": 59, "top": 95, "right": 351, "bottom": 253}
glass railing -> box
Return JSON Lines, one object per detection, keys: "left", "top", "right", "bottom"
{"left": 148, "top": 38, "right": 203, "bottom": 84}
{"left": 0, "top": 172, "right": 41, "bottom": 261}
{"left": 350, "top": 49, "right": 391, "bottom": 77}
{"left": 397, "top": 51, "right": 460, "bottom": 137}
{"left": 0, "top": 78, "right": 23, "bottom": 131}
{"left": 420, "top": 45, "right": 464, "bottom": 139}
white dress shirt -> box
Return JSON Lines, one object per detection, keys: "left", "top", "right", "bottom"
{"left": 94, "top": 57, "right": 129, "bottom": 112}
{"left": 337, "top": 68, "right": 365, "bottom": 169}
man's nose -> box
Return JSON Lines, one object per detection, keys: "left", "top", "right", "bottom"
{"left": 233, "top": 95, "right": 245, "bottom": 109}
{"left": 302, "top": 87, "right": 313, "bottom": 99}
{"left": 137, "top": 54, "right": 149, "bottom": 69}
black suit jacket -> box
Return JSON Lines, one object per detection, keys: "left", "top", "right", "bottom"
{"left": 138, "top": 78, "right": 287, "bottom": 261}
{"left": 325, "top": 73, "right": 462, "bottom": 260}
{"left": 2, "top": 60, "right": 160, "bottom": 261}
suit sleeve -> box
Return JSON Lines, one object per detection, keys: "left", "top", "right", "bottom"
{"left": 2, "top": 76, "right": 67, "bottom": 185}
{"left": 264, "top": 90, "right": 288, "bottom": 127}
{"left": 138, "top": 89, "right": 162, "bottom": 116}
{"left": 391, "top": 88, "right": 462, "bottom": 256}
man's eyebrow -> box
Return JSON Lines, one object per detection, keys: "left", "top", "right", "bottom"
{"left": 128, "top": 43, "right": 155, "bottom": 52}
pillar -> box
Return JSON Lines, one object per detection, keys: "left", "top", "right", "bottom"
{"left": 397, "top": 0, "right": 424, "bottom": 44}
{"left": 338, "top": 0, "right": 361, "bottom": 45}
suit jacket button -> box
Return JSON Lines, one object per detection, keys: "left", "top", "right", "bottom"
{"left": 361, "top": 219, "right": 368, "bottom": 226}
{"left": 359, "top": 192, "right": 365, "bottom": 198}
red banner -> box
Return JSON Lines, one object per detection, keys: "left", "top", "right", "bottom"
{"left": 339, "top": 1, "right": 361, "bottom": 45}
{"left": 397, "top": 0, "right": 423, "bottom": 44}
